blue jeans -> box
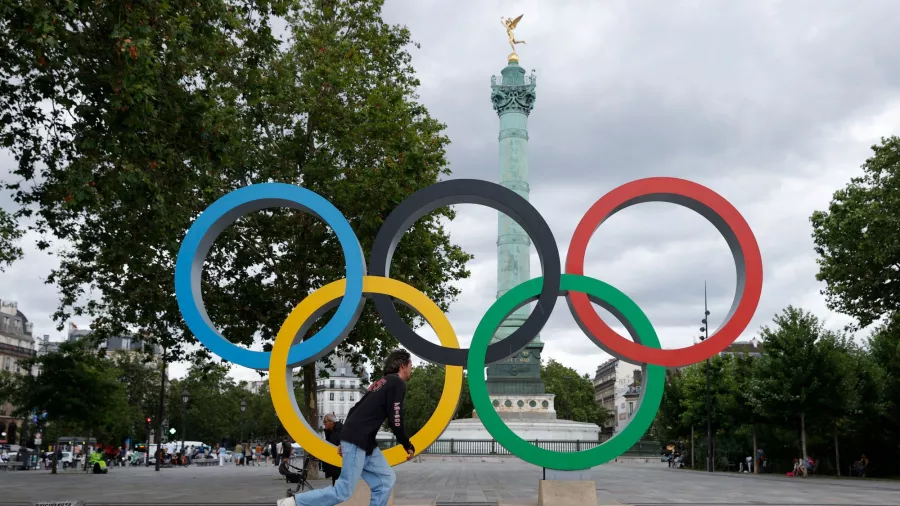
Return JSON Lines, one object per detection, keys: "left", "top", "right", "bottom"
{"left": 294, "top": 441, "right": 395, "bottom": 506}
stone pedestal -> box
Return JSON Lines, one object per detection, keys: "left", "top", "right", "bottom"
{"left": 438, "top": 418, "right": 600, "bottom": 443}
{"left": 538, "top": 480, "right": 597, "bottom": 506}
{"left": 484, "top": 393, "right": 556, "bottom": 420}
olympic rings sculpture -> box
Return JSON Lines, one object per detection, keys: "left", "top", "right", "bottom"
{"left": 174, "top": 177, "right": 763, "bottom": 470}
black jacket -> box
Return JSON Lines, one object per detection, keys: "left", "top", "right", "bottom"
{"left": 323, "top": 421, "right": 343, "bottom": 478}
{"left": 339, "top": 374, "right": 414, "bottom": 455}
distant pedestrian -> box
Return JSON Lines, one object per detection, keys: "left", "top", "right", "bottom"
{"left": 234, "top": 442, "right": 244, "bottom": 466}
{"left": 322, "top": 413, "right": 344, "bottom": 486}
{"left": 216, "top": 444, "right": 224, "bottom": 467}
{"left": 244, "top": 441, "right": 252, "bottom": 466}
{"left": 275, "top": 441, "right": 283, "bottom": 466}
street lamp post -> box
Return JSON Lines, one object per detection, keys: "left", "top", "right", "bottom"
{"left": 181, "top": 388, "right": 190, "bottom": 456}
{"left": 699, "top": 281, "right": 712, "bottom": 473}
{"left": 240, "top": 399, "right": 247, "bottom": 445}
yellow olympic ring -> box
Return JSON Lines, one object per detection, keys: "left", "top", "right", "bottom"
{"left": 269, "top": 276, "right": 464, "bottom": 467}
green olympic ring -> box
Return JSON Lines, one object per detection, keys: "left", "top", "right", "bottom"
{"left": 467, "top": 273, "right": 666, "bottom": 470}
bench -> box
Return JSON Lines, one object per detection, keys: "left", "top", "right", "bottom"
{"left": 0, "top": 461, "right": 24, "bottom": 471}
{"left": 718, "top": 457, "right": 736, "bottom": 472}
{"left": 193, "top": 458, "right": 218, "bottom": 467}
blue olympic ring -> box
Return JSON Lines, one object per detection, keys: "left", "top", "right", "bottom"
{"left": 174, "top": 183, "right": 366, "bottom": 370}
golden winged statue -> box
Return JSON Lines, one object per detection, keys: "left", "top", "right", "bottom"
{"left": 502, "top": 14, "right": 526, "bottom": 54}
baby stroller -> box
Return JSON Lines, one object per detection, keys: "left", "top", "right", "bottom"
{"left": 280, "top": 453, "right": 316, "bottom": 497}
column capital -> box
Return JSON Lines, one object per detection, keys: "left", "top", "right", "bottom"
{"left": 491, "top": 62, "right": 536, "bottom": 116}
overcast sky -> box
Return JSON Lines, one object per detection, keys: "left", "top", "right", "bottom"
{"left": 2, "top": 0, "right": 899, "bottom": 383}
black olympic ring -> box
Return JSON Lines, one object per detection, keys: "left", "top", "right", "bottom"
{"left": 368, "top": 179, "right": 560, "bottom": 367}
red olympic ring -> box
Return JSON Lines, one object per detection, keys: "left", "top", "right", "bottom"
{"left": 565, "top": 177, "right": 764, "bottom": 367}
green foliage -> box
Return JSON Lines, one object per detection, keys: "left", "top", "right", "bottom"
{"left": 656, "top": 305, "right": 900, "bottom": 475}
{"left": 0, "top": 0, "right": 471, "bottom": 439}
{"left": 810, "top": 136, "right": 900, "bottom": 328}
{"left": 749, "top": 307, "right": 844, "bottom": 423}
{"left": 109, "top": 352, "right": 162, "bottom": 439}
{"left": 864, "top": 317, "right": 900, "bottom": 462}
{"left": 166, "top": 363, "right": 266, "bottom": 446}
{"left": 8, "top": 340, "right": 130, "bottom": 443}
{"left": 540, "top": 359, "right": 610, "bottom": 428}
{"left": 0, "top": 208, "right": 22, "bottom": 271}
{"left": 403, "top": 363, "right": 472, "bottom": 435}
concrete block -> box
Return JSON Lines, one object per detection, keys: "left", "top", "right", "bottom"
{"left": 338, "top": 480, "right": 395, "bottom": 506}
{"left": 539, "top": 479, "right": 597, "bottom": 506}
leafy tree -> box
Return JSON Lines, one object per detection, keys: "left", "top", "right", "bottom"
{"left": 8, "top": 340, "right": 127, "bottom": 473}
{"left": 166, "top": 362, "right": 241, "bottom": 446}
{"left": 749, "top": 306, "right": 841, "bottom": 468}
{"left": 109, "top": 352, "right": 162, "bottom": 443}
{"left": 864, "top": 316, "right": 900, "bottom": 471}
{"left": 676, "top": 357, "right": 735, "bottom": 466}
{"left": 0, "top": 208, "right": 22, "bottom": 271}
{"left": 402, "top": 363, "right": 473, "bottom": 435}
{"left": 0, "top": 1, "right": 471, "bottom": 474}
{"left": 540, "top": 359, "right": 610, "bottom": 428}
{"left": 655, "top": 368, "right": 686, "bottom": 444}
{"left": 810, "top": 136, "right": 900, "bottom": 328}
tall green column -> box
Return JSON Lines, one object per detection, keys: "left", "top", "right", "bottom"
{"left": 486, "top": 55, "right": 546, "bottom": 397}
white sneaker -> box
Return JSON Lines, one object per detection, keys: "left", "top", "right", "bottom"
{"left": 276, "top": 498, "right": 295, "bottom": 506}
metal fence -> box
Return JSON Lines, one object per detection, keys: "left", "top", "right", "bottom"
{"left": 376, "top": 438, "right": 660, "bottom": 458}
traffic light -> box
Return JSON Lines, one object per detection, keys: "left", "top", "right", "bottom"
{"left": 145, "top": 417, "right": 152, "bottom": 429}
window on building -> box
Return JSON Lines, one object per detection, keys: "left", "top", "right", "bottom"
{"left": 349, "top": 393, "right": 354, "bottom": 402}
{"left": 329, "top": 392, "right": 335, "bottom": 401}
{"left": 329, "top": 380, "right": 335, "bottom": 388}
{"left": 3, "top": 357, "right": 10, "bottom": 371}
{"left": 340, "top": 380, "right": 345, "bottom": 388}
{"left": 340, "top": 367, "right": 346, "bottom": 375}
{"left": 628, "top": 402, "right": 634, "bottom": 415}
{"left": 349, "top": 380, "right": 355, "bottom": 388}
{"left": 340, "top": 393, "right": 345, "bottom": 401}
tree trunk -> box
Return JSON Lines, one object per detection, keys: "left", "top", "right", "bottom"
{"left": 51, "top": 427, "right": 59, "bottom": 474}
{"left": 752, "top": 424, "right": 759, "bottom": 474}
{"left": 691, "top": 426, "right": 694, "bottom": 469}
{"left": 154, "top": 351, "right": 168, "bottom": 472}
{"left": 303, "top": 363, "right": 320, "bottom": 479}
{"left": 800, "top": 411, "right": 808, "bottom": 465}
{"left": 83, "top": 430, "right": 91, "bottom": 472}
{"left": 834, "top": 423, "right": 840, "bottom": 477}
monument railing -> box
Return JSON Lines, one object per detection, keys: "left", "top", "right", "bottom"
{"left": 376, "top": 437, "right": 660, "bottom": 458}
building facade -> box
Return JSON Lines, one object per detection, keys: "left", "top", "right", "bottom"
{"left": 314, "top": 356, "right": 368, "bottom": 428}
{"left": 593, "top": 358, "right": 642, "bottom": 434}
{"left": 247, "top": 380, "right": 268, "bottom": 395}
{"left": 719, "top": 337, "right": 763, "bottom": 357}
{"left": 67, "top": 325, "right": 162, "bottom": 357}
{"left": 0, "top": 300, "right": 37, "bottom": 445}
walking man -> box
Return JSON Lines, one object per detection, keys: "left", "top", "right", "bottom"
{"left": 322, "top": 413, "right": 344, "bottom": 486}
{"left": 278, "top": 349, "right": 415, "bottom": 506}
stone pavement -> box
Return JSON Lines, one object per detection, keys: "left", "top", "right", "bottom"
{"left": 1, "top": 458, "right": 899, "bottom": 505}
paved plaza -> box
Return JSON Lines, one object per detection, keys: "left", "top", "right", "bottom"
{"left": 2, "top": 458, "right": 899, "bottom": 505}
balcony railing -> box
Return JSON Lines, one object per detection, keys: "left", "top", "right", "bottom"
{"left": 0, "top": 342, "right": 36, "bottom": 359}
